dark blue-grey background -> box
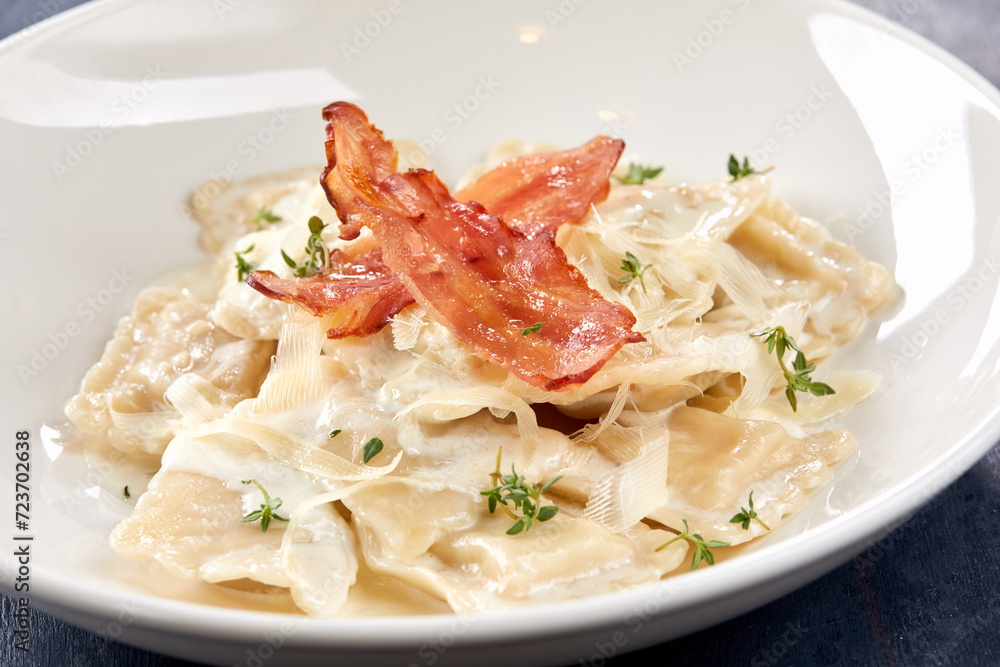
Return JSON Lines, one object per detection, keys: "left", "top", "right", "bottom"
{"left": 2, "top": 1, "right": 999, "bottom": 665}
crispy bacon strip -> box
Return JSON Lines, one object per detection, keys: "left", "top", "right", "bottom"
{"left": 320, "top": 102, "right": 643, "bottom": 391}
{"left": 322, "top": 104, "right": 398, "bottom": 242}
{"left": 245, "top": 240, "right": 413, "bottom": 339}
{"left": 249, "top": 106, "right": 624, "bottom": 341}
{"left": 453, "top": 136, "right": 624, "bottom": 238}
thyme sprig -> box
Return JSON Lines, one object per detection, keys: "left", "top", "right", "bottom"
{"left": 618, "top": 163, "right": 664, "bottom": 185}
{"left": 656, "top": 519, "right": 730, "bottom": 570}
{"left": 522, "top": 322, "right": 543, "bottom": 337}
{"left": 750, "top": 326, "right": 835, "bottom": 412}
{"left": 240, "top": 479, "right": 288, "bottom": 533}
{"left": 235, "top": 244, "right": 259, "bottom": 282}
{"left": 481, "top": 447, "right": 561, "bottom": 535}
{"left": 618, "top": 251, "right": 653, "bottom": 293}
{"left": 251, "top": 206, "right": 281, "bottom": 228}
{"left": 730, "top": 491, "right": 770, "bottom": 531}
{"left": 281, "top": 216, "right": 331, "bottom": 278}
{"left": 728, "top": 154, "right": 774, "bottom": 182}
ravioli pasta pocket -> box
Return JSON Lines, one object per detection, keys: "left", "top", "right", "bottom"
{"left": 65, "top": 103, "right": 895, "bottom": 616}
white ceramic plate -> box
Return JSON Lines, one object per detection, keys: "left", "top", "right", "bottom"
{"left": 3, "top": 0, "right": 1000, "bottom": 664}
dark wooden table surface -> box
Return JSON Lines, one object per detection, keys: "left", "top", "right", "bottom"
{"left": 2, "top": 0, "right": 999, "bottom": 665}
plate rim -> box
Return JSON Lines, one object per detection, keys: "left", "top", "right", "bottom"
{"left": 4, "top": 0, "right": 1000, "bottom": 657}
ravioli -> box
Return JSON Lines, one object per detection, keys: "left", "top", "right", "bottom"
{"left": 65, "top": 287, "right": 274, "bottom": 455}
{"left": 61, "top": 103, "right": 897, "bottom": 617}
{"left": 645, "top": 406, "right": 855, "bottom": 545}
{"left": 343, "top": 478, "right": 686, "bottom": 612}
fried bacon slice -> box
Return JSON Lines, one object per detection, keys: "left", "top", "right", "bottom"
{"left": 320, "top": 102, "right": 643, "bottom": 391}
{"left": 322, "top": 104, "right": 398, "bottom": 242}
{"left": 249, "top": 106, "right": 625, "bottom": 342}
{"left": 246, "top": 239, "right": 413, "bottom": 339}
{"left": 453, "top": 136, "right": 624, "bottom": 238}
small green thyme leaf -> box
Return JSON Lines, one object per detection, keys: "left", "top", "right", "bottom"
{"left": 329, "top": 429, "right": 342, "bottom": 438}
{"left": 362, "top": 437, "right": 384, "bottom": 464}
{"left": 123, "top": 485, "right": 130, "bottom": 500}
{"left": 656, "top": 519, "right": 730, "bottom": 570}
{"left": 522, "top": 322, "right": 543, "bottom": 337}
{"left": 308, "top": 215, "right": 325, "bottom": 235}
{"left": 536, "top": 505, "right": 559, "bottom": 522}
{"left": 240, "top": 479, "right": 288, "bottom": 533}
{"left": 750, "top": 326, "right": 835, "bottom": 412}
{"left": 618, "top": 162, "right": 664, "bottom": 185}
